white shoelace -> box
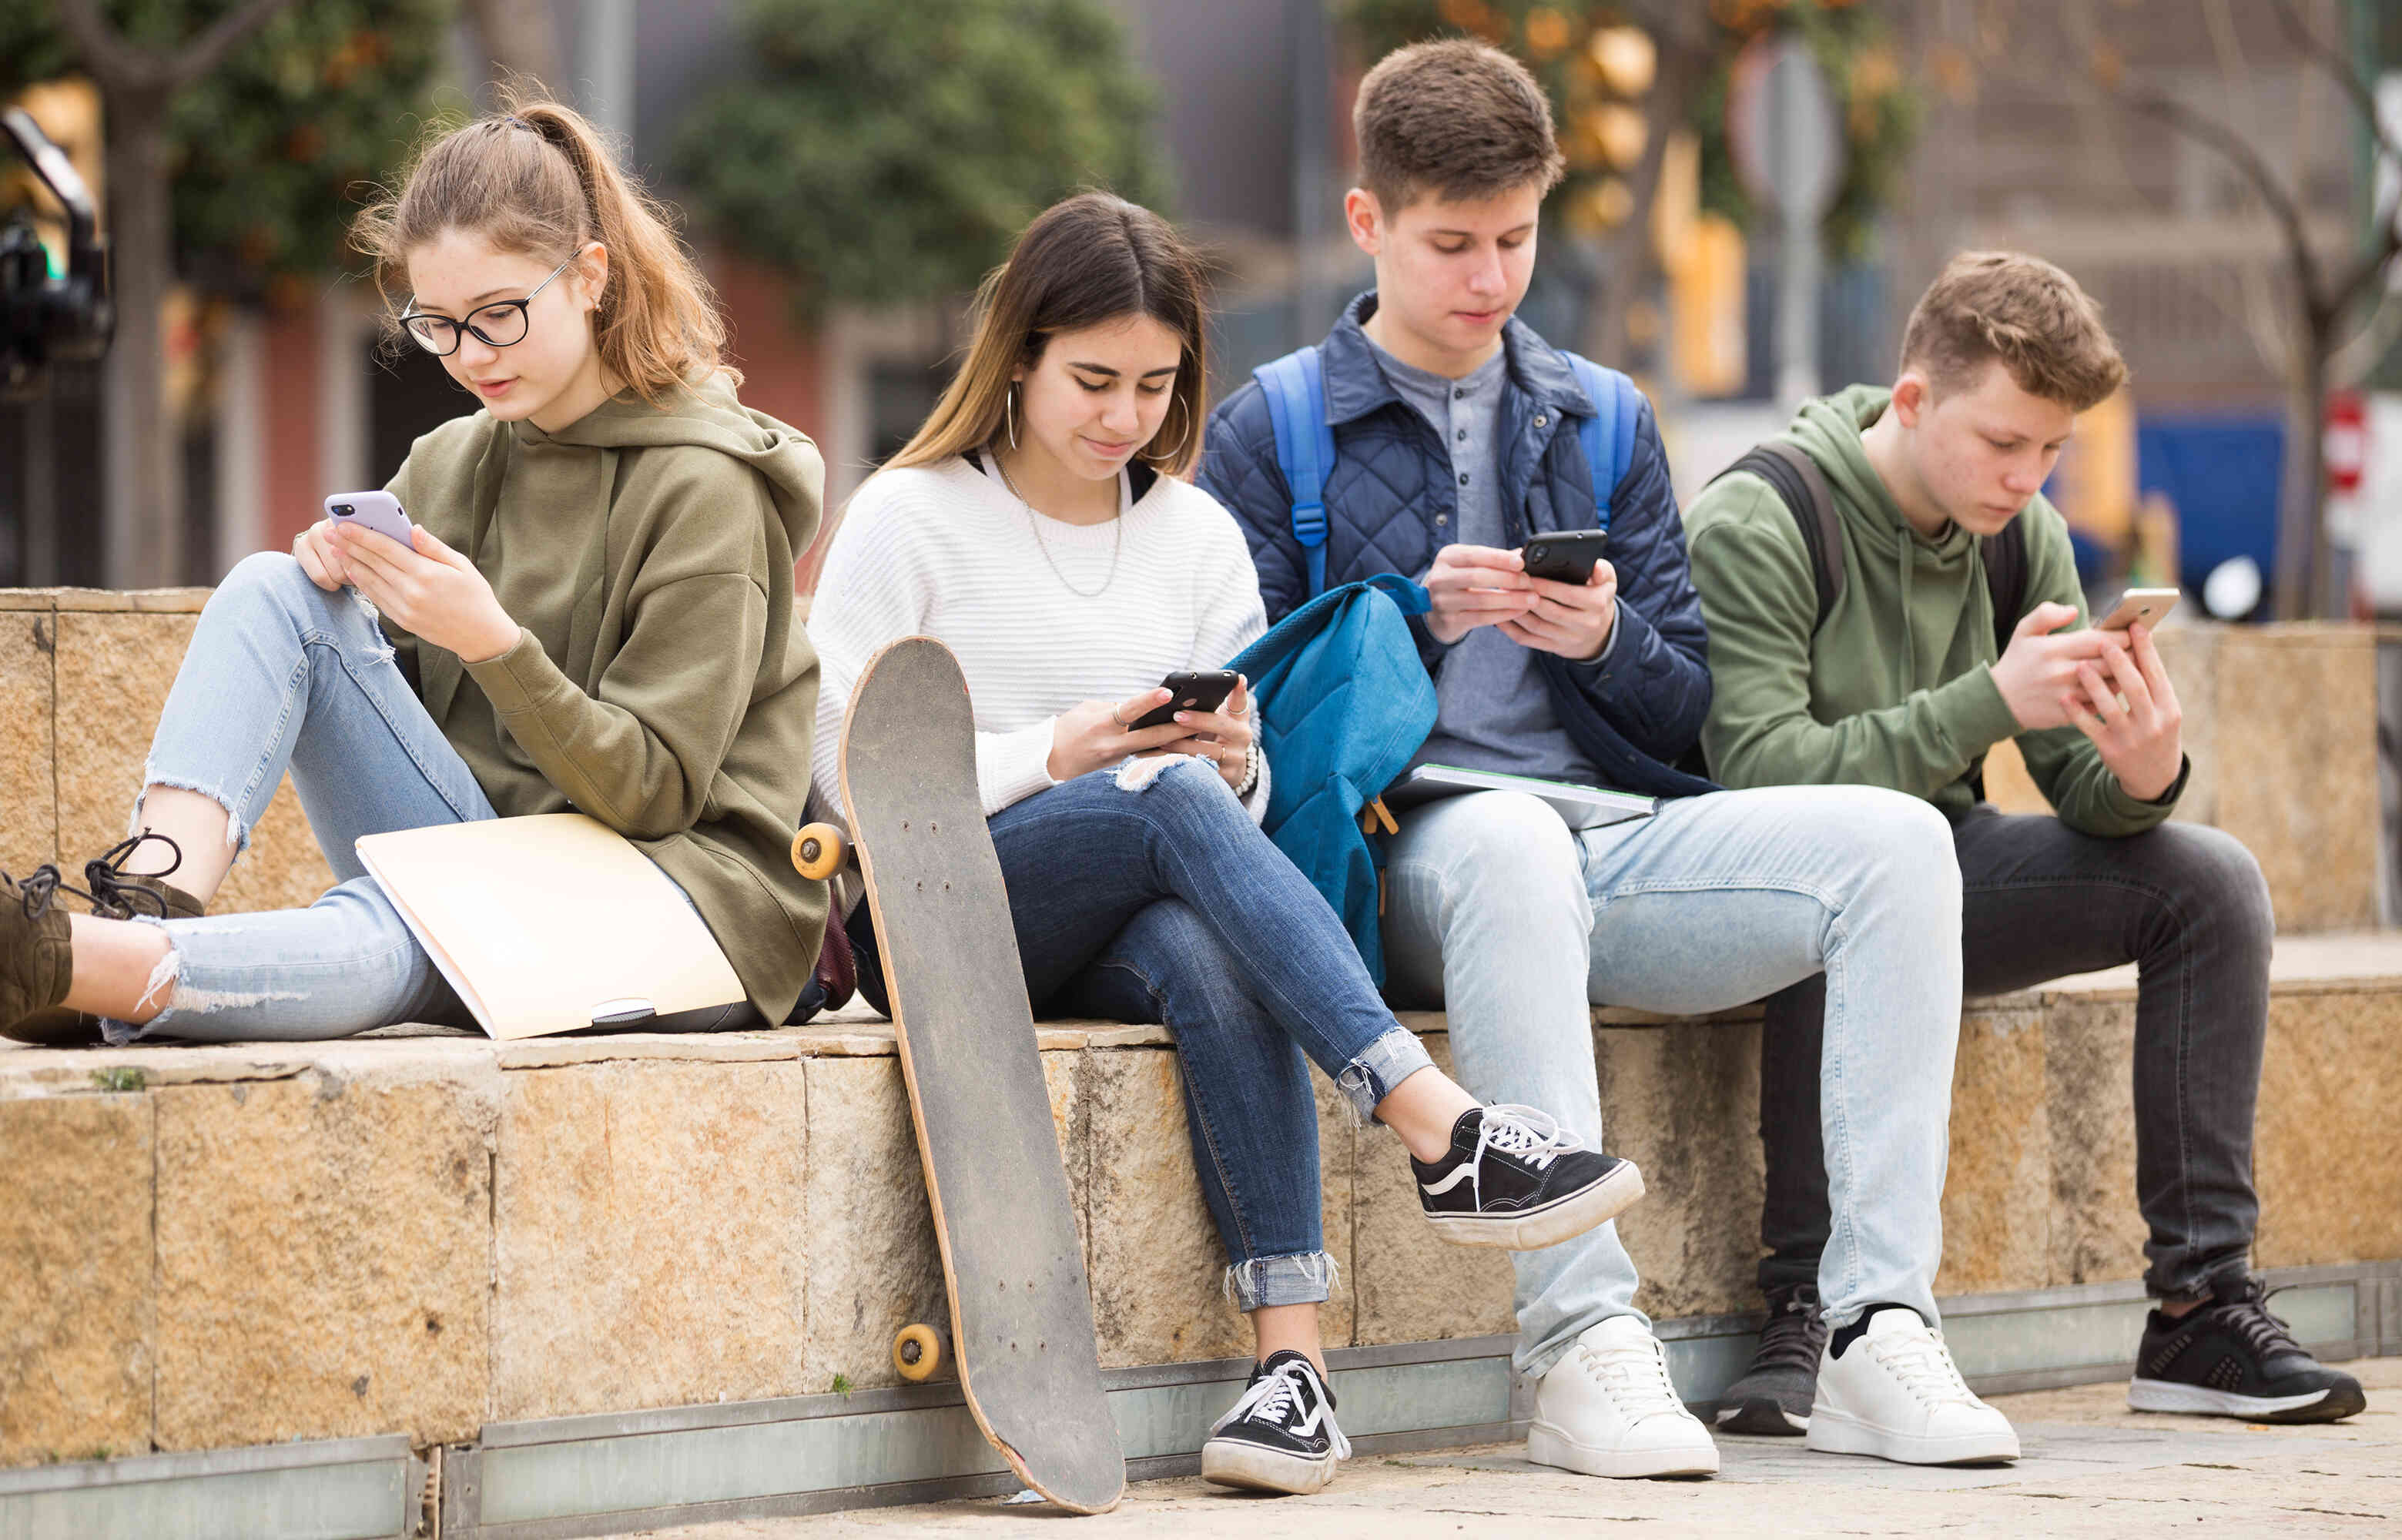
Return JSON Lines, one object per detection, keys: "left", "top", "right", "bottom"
{"left": 1573, "top": 1333, "right": 1689, "bottom": 1424}
{"left": 1466, "top": 1104, "right": 1587, "bottom": 1203}
{"left": 1211, "top": 1360, "right": 1352, "bottom": 1458}
{"left": 1868, "top": 1325, "right": 1983, "bottom": 1408}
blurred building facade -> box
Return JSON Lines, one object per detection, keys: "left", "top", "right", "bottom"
{"left": 2, "top": 0, "right": 2390, "bottom": 600}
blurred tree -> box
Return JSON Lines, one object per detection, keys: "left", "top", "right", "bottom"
{"left": 1338, "top": 0, "right": 1915, "bottom": 378}
{"left": 2069, "top": 0, "right": 2399, "bottom": 617}
{"left": 2, "top": 0, "right": 455, "bottom": 584}
{"left": 671, "top": 0, "right": 1167, "bottom": 316}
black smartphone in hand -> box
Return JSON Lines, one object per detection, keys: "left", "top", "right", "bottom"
{"left": 1522, "top": 529, "right": 1610, "bottom": 584}
{"left": 1131, "top": 670, "right": 1238, "bottom": 731}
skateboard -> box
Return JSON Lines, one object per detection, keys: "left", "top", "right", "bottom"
{"left": 792, "top": 636, "right": 1124, "bottom": 1515}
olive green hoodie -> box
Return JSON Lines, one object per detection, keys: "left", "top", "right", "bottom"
{"left": 1683, "top": 384, "right": 2177, "bottom": 835}
{"left": 383, "top": 372, "right": 829, "bottom": 1023}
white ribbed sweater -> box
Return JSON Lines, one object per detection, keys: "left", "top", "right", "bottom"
{"left": 809, "top": 454, "right": 1271, "bottom": 820}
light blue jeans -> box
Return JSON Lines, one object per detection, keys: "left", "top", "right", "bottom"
{"left": 1379, "top": 785, "right": 1963, "bottom": 1379}
{"left": 113, "top": 551, "right": 751, "bottom": 1042}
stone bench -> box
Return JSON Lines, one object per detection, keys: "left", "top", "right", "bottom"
{"left": 4, "top": 588, "right": 2399, "bottom": 1533}
{"left": 7, "top": 937, "right": 2400, "bottom": 1475}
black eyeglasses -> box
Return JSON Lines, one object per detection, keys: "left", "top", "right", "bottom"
{"left": 397, "top": 251, "right": 581, "bottom": 356}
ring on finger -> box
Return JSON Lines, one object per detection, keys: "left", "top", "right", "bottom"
{"left": 1110, "top": 706, "right": 1129, "bottom": 728}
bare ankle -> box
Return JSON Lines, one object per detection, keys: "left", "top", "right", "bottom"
{"left": 1375, "top": 1070, "right": 1479, "bottom": 1163}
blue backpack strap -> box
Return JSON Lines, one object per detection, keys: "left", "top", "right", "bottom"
{"left": 1562, "top": 352, "right": 1640, "bottom": 533}
{"left": 1253, "top": 346, "right": 1337, "bottom": 597}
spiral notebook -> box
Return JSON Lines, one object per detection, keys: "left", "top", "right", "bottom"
{"left": 356, "top": 813, "right": 746, "bottom": 1040}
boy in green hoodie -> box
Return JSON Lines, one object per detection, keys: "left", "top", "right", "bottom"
{"left": 1687, "top": 251, "right": 2363, "bottom": 1431}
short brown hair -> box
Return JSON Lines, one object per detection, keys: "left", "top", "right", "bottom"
{"left": 1353, "top": 39, "right": 1566, "bottom": 213}
{"left": 1900, "top": 251, "right": 2127, "bottom": 412}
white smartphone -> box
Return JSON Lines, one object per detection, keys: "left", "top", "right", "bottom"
{"left": 323, "top": 490, "right": 415, "bottom": 547}
{"left": 2095, "top": 587, "right": 2179, "bottom": 631}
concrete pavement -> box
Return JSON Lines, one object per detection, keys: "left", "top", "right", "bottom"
{"left": 635, "top": 1356, "right": 2400, "bottom": 1538}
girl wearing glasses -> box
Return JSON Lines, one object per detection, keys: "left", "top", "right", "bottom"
{"left": 807, "top": 193, "right": 1635, "bottom": 1497}
{"left": 2, "top": 95, "right": 827, "bottom": 1045}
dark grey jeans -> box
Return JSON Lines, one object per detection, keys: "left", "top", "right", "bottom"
{"left": 1758, "top": 806, "right": 2274, "bottom": 1303}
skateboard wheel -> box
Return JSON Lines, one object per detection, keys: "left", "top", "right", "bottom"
{"left": 893, "top": 1323, "right": 943, "bottom": 1382}
{"left": 792, "top": 823, "right": 846, "bottom": 881}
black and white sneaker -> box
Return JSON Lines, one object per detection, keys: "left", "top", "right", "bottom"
{"left": 2128, "top": 1274, "right": 2367, "bottom": 1423}
{"left": 1200, "top": 1351, "right": 1351, "bottom": 1495}
{"left": 1412, "top": 1104, "right": 1644, "bottom": 1250}
{"left": 1715, "top": 1283, "right": 1827, "bottom": 1435}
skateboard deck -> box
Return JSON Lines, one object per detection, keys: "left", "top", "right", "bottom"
{"left": 836, "top": 636, "right": 1125, "bottom": 1514}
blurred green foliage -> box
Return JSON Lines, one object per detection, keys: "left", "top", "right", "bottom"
{"left": 1338, "top": 0, "right": 1915, "bottom": 260}
{"left": 0, "top": 0, "right": 455, "bottom": 303}
{"left": 672, "top": 0, "right": 1167, "bottom": 314}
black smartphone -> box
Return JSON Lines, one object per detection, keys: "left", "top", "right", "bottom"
{"left": 1131, "top": 670, "right": 1238, "bottom": 731}
{"left": 1522, "top": 529, "right": 1610, "bottom": 584}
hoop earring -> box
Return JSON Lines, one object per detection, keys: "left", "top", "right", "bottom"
{"left": 1143, "top": 397, "right": 1193, "bottom": 463}
{"left": 1004, "top": 383, "right": 1020, "bottom": 450}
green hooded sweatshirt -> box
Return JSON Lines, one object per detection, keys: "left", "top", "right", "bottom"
{"left": 383, "top": 372, "right": 829, "bottom": 1023}
{"left": 1683, "top": 384, "right": 2177, "bottom": 835}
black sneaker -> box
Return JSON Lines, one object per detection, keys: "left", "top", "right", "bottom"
{"left": 1200, "top": 1350, "right": 1350, "bottom": 1495}
{"left": 2128, "top": 1274, "right": 2367, "bottom": 1423}
{"left": 1411, "top": 1104, "right": 1644, "bottom": 1250}
{"left": 1715, "top": 1283, "right": 1827, "bottom": 1435}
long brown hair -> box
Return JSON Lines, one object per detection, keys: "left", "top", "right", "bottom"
{"left": 351, "top": 87, "right": 734, "bottom": 406}
{"left": 889, "top": 192, "right": 1209, "bottom": 477}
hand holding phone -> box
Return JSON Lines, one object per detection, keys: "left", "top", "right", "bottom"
{"left": 323, "top": 490, "right": 416, "bottom": 548}
{"left": 1520, "top": 529, "right": 1609, "bottom": 584}
{"left": 1129, "top": 669, "right": 1238, "bottom": 731}
{"left": 2094, "top": 587, "right": 2179, "bottom": 632}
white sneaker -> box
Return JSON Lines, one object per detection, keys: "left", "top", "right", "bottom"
{"left": 1526, "top": 1315, "right": 1720, "bottom": 1478}
{"left": 1806, "top": 1307, "right": 2020, "bottom": 1465}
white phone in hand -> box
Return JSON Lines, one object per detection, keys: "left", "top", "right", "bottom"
{"left": 2095, "top": 588, "right": 2179, "bottom": 631}
{"left": 323, "top": 490, "right": 415, "bottom": 547}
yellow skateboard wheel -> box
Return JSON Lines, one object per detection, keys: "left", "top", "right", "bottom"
{"left": 792, "top": 823, "right": 846, "bottom": 881}
{"left": 893, "top": 1323, "right": 943, "bottom": 1382}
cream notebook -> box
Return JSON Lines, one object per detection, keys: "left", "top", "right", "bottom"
{"left": 357, "top": 813, "right": 747, "bottom": 1040}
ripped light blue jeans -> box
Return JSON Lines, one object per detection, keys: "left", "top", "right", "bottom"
{"left": 115, "top": 551, "right": 749, "bottom": 1042}
{"left": 1379, "top": 786, "right": 1964, "bottom": 1381}
{"left": 982, "top": 758, "right": 1434, "bottom": 1313}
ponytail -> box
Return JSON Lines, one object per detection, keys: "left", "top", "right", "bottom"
{"left": 352, "top": 86, "right": 735, "bottom": 405}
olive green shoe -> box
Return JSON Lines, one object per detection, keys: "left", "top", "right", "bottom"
{"left": 1, "top": 869, "right": 78, "bottom": 1041}
{"left": 3, "top": 834, "right": 203, "bottom": 1047}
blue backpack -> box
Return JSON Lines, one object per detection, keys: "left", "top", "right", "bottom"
{"left": 1251, "top": 343, "right": 1643, "bottom": 598}
{"left": 1228, "top": 572, "right": 1435, "bottom": 985}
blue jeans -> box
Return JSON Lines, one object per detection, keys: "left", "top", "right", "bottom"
{"left": 113, "top": 552, "right": 752, "bottom": 1041}
{"left": 983, "top": 758, "right": 1433, "bottom": 1312}
{"left": 1379, "top": 786, "right": 1964, "bottom": 1378}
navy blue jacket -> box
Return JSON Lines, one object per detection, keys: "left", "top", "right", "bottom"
{"left": 1200, "top": 293, "right": 1717, "bottom": 798}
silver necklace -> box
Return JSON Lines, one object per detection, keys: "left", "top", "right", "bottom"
{"left": 990, "top": 449, "right": 1121, "bottom": 600}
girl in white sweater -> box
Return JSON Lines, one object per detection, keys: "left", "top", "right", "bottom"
{"left": 809, "top": 194, "right": 1637, "bottom": 1496}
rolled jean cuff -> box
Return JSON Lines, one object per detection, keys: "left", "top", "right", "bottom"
{"left": 1334, "top": 1024, "right": 1436, "bottom": 1122}
{"left": 1224, "top": 1250, "right": 1340, "bottom": 1312}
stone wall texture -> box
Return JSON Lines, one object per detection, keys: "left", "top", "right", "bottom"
{"left": 1948, "top": 622, "right": 2377, "bottom": 932}
{"left": 2, "top": 966, "right": 2398, "bottom": 1465}
{"left": 5, "top": 589, "right": 333, "bottom": 916}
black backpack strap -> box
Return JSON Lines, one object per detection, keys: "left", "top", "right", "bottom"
{"left": 1714, "top": 442, "right": 1845, "bottom": 631}
{"left": 1978, "top": 518, "right": 2029, "bottom": 655}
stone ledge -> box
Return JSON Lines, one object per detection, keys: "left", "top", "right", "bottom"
{"left": 0, "top": 588, "right": 213, "bottom": 612}
{"left": 5, "top": 934, "right": 2399, "bottom": 1466}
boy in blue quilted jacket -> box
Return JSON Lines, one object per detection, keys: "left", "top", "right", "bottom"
{"left": 1201, "top": 38, "right": 2012, "bottom": 1476}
